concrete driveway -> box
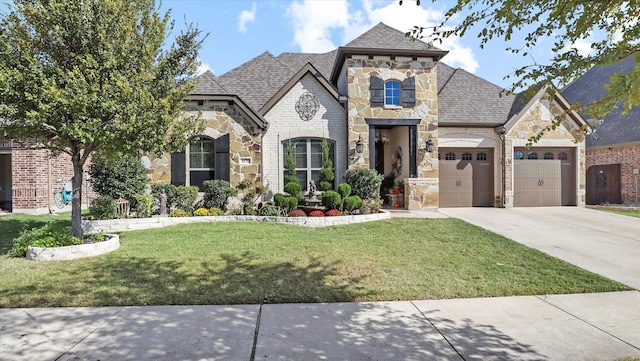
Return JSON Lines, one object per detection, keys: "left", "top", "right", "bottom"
{"left": 438, "top": 207, "right": 640, "bottom": 290}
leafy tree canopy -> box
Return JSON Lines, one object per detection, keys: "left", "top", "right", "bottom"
{"left": 0, "top": 0, "right": 206, "bottom": 237}
{"left": 405, "top": 0, "right": 640, "bottom": 122}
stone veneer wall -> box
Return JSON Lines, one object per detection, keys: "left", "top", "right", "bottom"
{"left": 503, "top": 96, "right": 586, "bottom": 207}
{"left": 345, "top": 55, "right": 439, "bottom": 209}
{"left": 586, "top": 145, "right": 640, "bottom": 203}
{"left": 147, "top": 101, "right": 263, "bottom": 187}
{"left": 262, "top": 73, "right": 346, "bottom": 195}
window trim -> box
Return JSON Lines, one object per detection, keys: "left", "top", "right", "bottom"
{"left": 283, "top": 138, "right": 335, "bottom": 191}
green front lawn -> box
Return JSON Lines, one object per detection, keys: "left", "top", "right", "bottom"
{"left": 0, "top": 213, "right": 630, "bottom": 308}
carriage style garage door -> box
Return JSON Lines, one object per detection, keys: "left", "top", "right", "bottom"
{"left": 439, "top": 149, "right": 494, "bottom": 207}
{"left": 513, "top": 148, "right": 576, "bottom": 206}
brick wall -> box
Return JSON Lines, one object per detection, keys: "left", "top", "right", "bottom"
{"left": 586, "top": 145, "right": 640, "bottom": 204}
{"left": 9, "top": 141, "right": 95, "bottom": 213}
{"left": 262, "top": 73, "right": 346, "bottom": 194}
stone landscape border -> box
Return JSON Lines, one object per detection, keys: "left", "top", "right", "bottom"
{"left": 26, "top": 234, "right": 120, "bottom": 262}
{"left": 82, "top": 211, "right": 390, "bottom": 234}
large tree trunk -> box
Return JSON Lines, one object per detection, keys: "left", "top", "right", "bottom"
{"left": 71, "top": 150, "right": 84, "bottom": 239}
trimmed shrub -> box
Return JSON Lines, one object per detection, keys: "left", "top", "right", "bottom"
{"left": 284, "top": 181, "right": 303, "bottom": 201}
{"left": 174, "top": 186, "right": 198, "bottom": 214}
{"left": 326, "top": 209, "right": 344, "bottom": 217}
{"left": 202, "top": 180, "right": 236, "bottom": 210}
{"left": 169, "top": 209, "right": 189, "bottom": 217}
{"left": 132, "top": 194, "right": 153, "bottom": 218}
{"left": 88, "top": 153, "right": 148, "bottom": 200}
{"left": 208, "top": 207, "right": 224, "bottom": 216}
{"left": 343, "top": 195, "right": 363, "bottom": 213}
{"left": 286, "top": 196, "right": 299, "bottom": 212}
{"left": 273, "top": 193, "right": 287, "bottom": 208}
{"left": 321, "top": 190, "right": 342, "bottom": 210}
{"left": 343, "top": 168, "right": 383, "bottom": 200}
{"left": 309, "top": 210, "right": 325, "bottom": 217}
{"left": 9, "top": 223, "right": 82, "bottom": 258}
{"left": 288, "top": 209, "right": 307, "bottom": 217}
{"left": 90, "top": 196, "right": 117, "bottom": 220}
{"left": 337, "top": 183, "right": 352, "bottom": 199}
{"left": 193, "top": 207, "right": 210, "bottom": 216}
{"left": 258, "top": 204, "right": 281, "bottom": 217}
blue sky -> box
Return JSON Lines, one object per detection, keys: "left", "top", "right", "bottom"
{"left": 159, "top": 0, "right": 563, "bottom": 89}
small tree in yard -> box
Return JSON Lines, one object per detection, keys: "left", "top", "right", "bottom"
{"left": 0, "top": 0, "right": 205, "bottom": 238}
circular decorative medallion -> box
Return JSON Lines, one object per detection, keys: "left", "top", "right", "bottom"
{"left": 295, "top": 91, "right": 319, "bottom": 121}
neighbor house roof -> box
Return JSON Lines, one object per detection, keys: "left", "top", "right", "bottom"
{"left": 562, "top": 55, "right": 640, "bottom": 148}
{"left": 437, "top": 63, "right": 515, "bottom": 127}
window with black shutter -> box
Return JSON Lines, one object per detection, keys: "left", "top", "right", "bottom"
{"left": 370, "top": 76, "right": 384, "bottom": 106}
{"left": 171, "top": 151, "right": 186, "bottom": 186}
{"left": 402, "top": 77, "right": 416, "bottom": 106}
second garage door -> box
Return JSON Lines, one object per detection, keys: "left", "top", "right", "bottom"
{"left": 513, "top": 148, "right": 575, "bottom": 206}
{"left": 440, "top": 149, "right": 494, "bottom": 207}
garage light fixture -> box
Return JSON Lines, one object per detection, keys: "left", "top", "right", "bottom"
{"left": 425, "top": 134, "right": 434, "bottom": 153}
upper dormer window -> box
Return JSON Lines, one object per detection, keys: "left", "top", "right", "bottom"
{"left": 370, "top": 76, "right": 416, "bottom": 107}
{"left": 385, "top": 80, "right": 401, "bottom": 106}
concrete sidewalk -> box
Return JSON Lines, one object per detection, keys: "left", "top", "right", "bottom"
{"left": 2, "top": 291, "right": 640, "bottom": 360}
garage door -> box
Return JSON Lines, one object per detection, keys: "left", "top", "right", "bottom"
{"left": 513, "top": 148, "right": 575, "bottom": 206}
{"left": 439, "top": 149, "right": 493, "bottom": 207}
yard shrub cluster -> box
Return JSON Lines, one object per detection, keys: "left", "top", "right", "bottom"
{"left": 9, "top": 223, "right": 82, "bottom": 257}
{"left": 202, "top": 180, "right": 236, "bottom": 210}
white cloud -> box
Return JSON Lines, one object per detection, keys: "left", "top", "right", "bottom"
{"left": 285, "top": 0, "right": 479, "bottom": 73}
{"left": 238, "top": 3, "right": 257, "bottom": 34}
{"left": 286, "top": 0, "right": 350, "bottom": 52}
{"left": 196, "top": 62, "right": 213, "bottom": 76}
{"left": 571, "top": 37, "right": 594, "bottom": 57}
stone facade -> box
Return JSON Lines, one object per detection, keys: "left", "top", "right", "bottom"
{"left": 586, "top": 145, "right": 640, "bottom": 204}
{"left": 503, "top": 96, "right": 587, "bottom": 207}
{"left": 148, "top": 101, "right": 263, "bottom": 188}
{"left": 343, "top": 55, "right": 439, "bottom": 209}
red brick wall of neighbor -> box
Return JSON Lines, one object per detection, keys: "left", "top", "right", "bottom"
{"left": 586, "top": 145, "right": 640, "bottom": 204}
{"left": 10, "top": 141, "right": 96, "bottom": 211}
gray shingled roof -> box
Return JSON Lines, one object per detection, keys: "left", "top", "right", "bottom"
{"left": 344, "top": 22, "right": 436, "bottom": 52}
{"left": 562, "top": 56, "right": 640, "bottom": 147}
{"left": 277, "top": 50, "right": 337, "bottom": 80}
{"left": 437, "top": 64, "right": 514, "bottom": 126}
{"left": 191, "top": 70, "right": 228, "bottom": 95}
{"left": 216, "top": 51, "right": 297, "bottom": 111}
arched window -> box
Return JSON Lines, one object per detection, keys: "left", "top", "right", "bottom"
{"left": 527, "top": 152, "right": 538, "bottom": 159}
{"left": 445, "top": 152, "right": 456, "bottom": 160}
{"left": 514, "top": 151, "right": 524, "bottom": 160}
{"left": 283, "top": 138, "right": 335, "bottom": 191}
{"left": 558, "top": 152, "right": 568, "bottom": 160}
{"left": 385, "top": 80, "right": 401, "bottom": 106}
{"left": 477, "top": 152, "right": 487, "bottom": 161}
{"left": 544, "top": 152, "right": 554, "bottom": 160}
{"left": 462, "top": 152, "right": 473, "bottom": 160}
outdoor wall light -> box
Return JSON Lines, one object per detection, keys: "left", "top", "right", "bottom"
{"left": 356, "top": 135, "right": 364, "bottom": 154}
{"left": 425, "top": 134, "right": 434, "bottom": 153}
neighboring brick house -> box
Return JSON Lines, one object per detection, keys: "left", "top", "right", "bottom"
{"left": 562, "top": 55, "right": 640, "bottom": 205}
{"left": 2, "top": 22, "right": 591, "bottom": 213}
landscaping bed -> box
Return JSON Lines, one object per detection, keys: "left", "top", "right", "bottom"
{"left": 26, "top": 234, "right": 120, "bottom": 261}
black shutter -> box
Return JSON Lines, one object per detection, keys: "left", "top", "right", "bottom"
{"left": 402, "top": 77, "right": 416, "bottom": 107}
{"left": 171, "top": 151, "right": 186, "bottom": 186}
{"left": 214, "top": 133, "right": 230, "bottom": 182}
{"left": 370, "top": 76, "right": 384, "bottom": 106}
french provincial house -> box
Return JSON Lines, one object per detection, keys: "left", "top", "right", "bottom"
{"left": 1, "top": 23, "right": 591, "bottom": 213}
{"left": 562, "top": 55, "right": 640, "bottom": 205}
